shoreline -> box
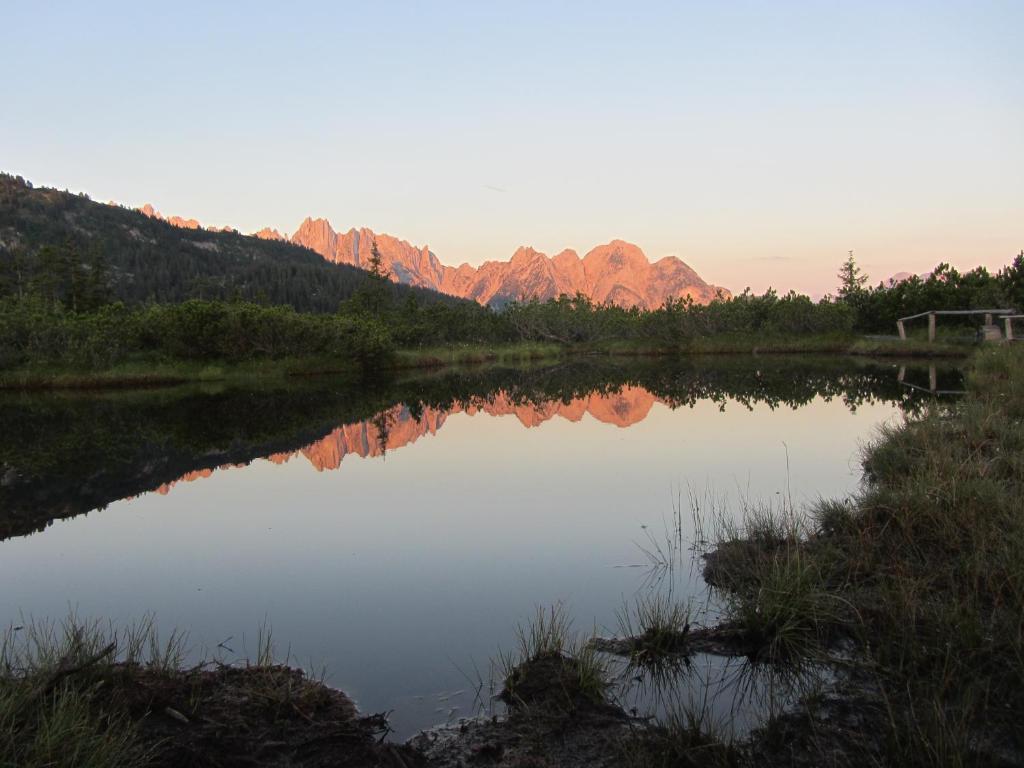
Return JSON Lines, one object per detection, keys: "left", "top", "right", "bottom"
{"left": 0, "top": 336, "right": 972, "bottom": 391}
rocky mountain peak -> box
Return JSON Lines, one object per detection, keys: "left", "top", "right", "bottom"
{"left": 130, "top": 204, "right": 728, "bottom": 309}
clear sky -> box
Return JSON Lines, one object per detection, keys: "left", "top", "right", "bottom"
{"left": 2, "top": 1, "right": 1021, "bottom": 294}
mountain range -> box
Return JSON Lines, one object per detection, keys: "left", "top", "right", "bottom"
{"left": 142, "top": 207, "right": 729, "bottom": 309}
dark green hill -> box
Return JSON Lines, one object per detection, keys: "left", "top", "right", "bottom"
{"left": 0, "top": 173, "right": 461, "bottom": 312}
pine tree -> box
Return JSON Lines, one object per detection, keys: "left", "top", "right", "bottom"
{"left": 350, "top": 239, "right": 392, "bottom": 315}
{"left": 83, "top": 246, "right": 112, "bottom": 310}
{"left": 32, "top": 245, "right": 65, "bottom": 305}
{"left": 837, "top": 250, "right": 868, "bottom": 300}
{"left": 367, "top": 240, "right": 390, "bottom": 281}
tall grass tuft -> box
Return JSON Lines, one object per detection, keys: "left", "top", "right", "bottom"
{"left": 499, "top": 604, "right": 610, "bottom": 709}
{"left": 0, "top": 615, "right": 184, "bottom": 768}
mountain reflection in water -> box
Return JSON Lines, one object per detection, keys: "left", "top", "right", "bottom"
{"left": 0, "top": 356, "right": 961, "bottom": 539}
{"left": 159, "top": 387, "right": 659, "bottom": 495}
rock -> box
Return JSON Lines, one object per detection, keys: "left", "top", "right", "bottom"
{"left": 252, "top": 227, "right": 285, "bottom": 241}
{"left": 290, "top": 218, "right": 727, "bottom": 309}
{"left": 138, "top": 204, "right": 201, "bottom": 230}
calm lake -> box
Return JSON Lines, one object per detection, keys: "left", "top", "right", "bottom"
{"left": 0, "top": 356, "right": 961, "bottom": 738}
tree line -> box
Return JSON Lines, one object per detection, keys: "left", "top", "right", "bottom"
{"left": 3, "top": 173, "right": 1023, "bottom": 369}
{"left": 836, "top": 251, "right": 1024, "bottom": 333}
{"left": 3, "top": 247, "right": 1023, "bottom": 371}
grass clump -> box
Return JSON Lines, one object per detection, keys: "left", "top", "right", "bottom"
{"left": 616, "top": 594, "right": 692, "bottom": 660}
{"left": 622, "top": 701, "right": 740, "bottom": 768}
{"left": 0, "top": 616, "right": 170, "bottom": 768}
{"left": 0, "top": 614, "right": 406, "bottom": 768}
{"left": 721, "top": 546, "right": 849, "bottom": 664}
{"left": 699, "top": 502, "right": 853, "bottom": 664}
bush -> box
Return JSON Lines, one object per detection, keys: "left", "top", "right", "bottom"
{"left": 0, "top": 298, "right": 396, "bottom": 370}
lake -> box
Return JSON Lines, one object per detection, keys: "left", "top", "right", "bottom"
{"left": 0, "top": 356, "right": 962, "bottom": 738}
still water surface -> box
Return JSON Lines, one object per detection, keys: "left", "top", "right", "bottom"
{"left": 0, "top": 357, "right": 959, "bottom": 737}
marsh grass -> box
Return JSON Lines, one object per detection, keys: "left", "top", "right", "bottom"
{"left": 616, "top": 595, "right": 692, "bottom": 661}
{"left": 3, "top": 333, "right": 973, "bottom": 391}
{"left": 621, "top": 692, "right": 740, "bottom": 768}
{"left": 694, "top": 344, "right": 1024, "bottom": 763}
{"left": 498, "top": 604, "right": 610, "bottom": 710}
{"left": 0, "top": 355, "right": 363, "bottom": 390}
{"left": 849, "top": 336, "right": 971, "bottom": 358}
{"left": 0, "top": 614, "right": 354, "bottom": 768}
{"left": 0, "top": 614, "right": 184, "bottom": 768}
{"left": 721, "top": 546, "right": 852, "bottom": 664}
{"left": 391, "top": 342, "right": 563, "bottom": 369}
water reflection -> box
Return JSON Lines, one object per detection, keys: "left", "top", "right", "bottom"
{"left": 0, "top": 356, "right": 963, "bottom": 738}
{"left": 0, "top": 356, "right": 961, "bottom": 540}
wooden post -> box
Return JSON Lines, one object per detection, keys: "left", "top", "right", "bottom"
{"left": 985, "top": 313, "right": 993, "bottom": 326}
{"left": 1006, "top": 317, "right": 1014, "bottom": 341}
{"left": 897, "top": 365, "right": 906, "bottom": 382}
{"left": 929, "top": 365, "right": 937, "bottom": 393}
{"left": 928, "top": 312, "right": 936, "bottom": 342}
{"left": 897, "top": 319, "right": 906, "bottom": 340}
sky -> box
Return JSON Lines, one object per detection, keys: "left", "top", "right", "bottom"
{"left": 2, "top": 0, "right": 1022, "bottom": 295}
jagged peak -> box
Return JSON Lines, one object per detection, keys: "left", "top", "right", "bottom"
{"left": 582, "top": 240, "right": 649, "bottom": 269}
{"left": 137, "top": 203, "right": 201, "bottom": 230}
{"left": 253, "top": 227, "right": 285, "bottom": 241}
{"left": 509, "top": 245, "right": 548, "bottom": 265}
{"left": 295, "top": 216, "right": 335, "bottom": 231}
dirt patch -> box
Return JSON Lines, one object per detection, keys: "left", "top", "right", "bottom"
{"left": 108, "top": 663, "right": 424, "bottom": 768}
{"left": 412, "top": 710, "right": 635, "bottom": 768}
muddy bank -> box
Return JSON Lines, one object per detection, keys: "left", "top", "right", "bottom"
{"left": 411, "top": 655, "right": 633, "bottom": 768}
{"left": 72, "top": 662, "right": 424, "bottom": 768}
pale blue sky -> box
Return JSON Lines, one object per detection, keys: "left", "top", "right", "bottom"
{"left": 2, "top": 1, "right": 1021, "bottom": 293}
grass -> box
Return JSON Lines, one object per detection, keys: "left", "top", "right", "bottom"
{"left": 0, "top": 355, "right": 362, "bottom": 390}
{"left": 498, "top": 604, "right": 610, "bottom": 710}
{"left": 694, "top": 343, "right": 1024, "bottom": 763}
{"left": 0, "top": 614, "right": 399, "bottom": 768}
{"left": 621, "top": 697, "right": 740, "bottom": 768}
{"left": 615, "top": 594, "right": 692, "bottom": 660}
{"left": 848, "top": 336, "right": 970, "bottom": 357}
{"left": 390, "top": 341, "right": 563, "bottom": 368}
{"left": 0, "top": 615, "right": 177, "bottom": 768}
{"left": 685, "top": 333, "right": 856, "bottom": 356}
{"left": 0, "top": 330, "right": 982, "bottom": 390}
{"left": 393, "top": 336, "right": 898, "bottom": 364}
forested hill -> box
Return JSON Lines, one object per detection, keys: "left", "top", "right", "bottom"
{"left": 0, "top": 173, "right": 461, "bottom": 312}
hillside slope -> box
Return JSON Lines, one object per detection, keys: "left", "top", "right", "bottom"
{"left": 0, "top": 174, "right": 460, "bottom": 312}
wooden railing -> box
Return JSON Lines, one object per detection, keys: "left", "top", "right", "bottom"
{"left": 1002, "top": 315, "right": 1024, "bottom": 341}
{"left": 896, "top": 309, "right": 1018, "bottom": 341}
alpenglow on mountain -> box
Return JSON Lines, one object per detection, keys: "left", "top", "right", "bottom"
{"left": 143, "top": 207, "right": 729, "bottom": 309}
{"left": 288, "top": 218, "right": 729, "bottom": 309}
